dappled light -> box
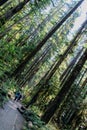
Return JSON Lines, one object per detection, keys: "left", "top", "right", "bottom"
{"left": 0, "top": 0, "right": 87, "bottom": 130}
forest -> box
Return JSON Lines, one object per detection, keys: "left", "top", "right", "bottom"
{"left": 0, "top": 0, "right": 87, "bottom": 130}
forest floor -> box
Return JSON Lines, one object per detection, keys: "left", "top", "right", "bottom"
{"left": 0, "top": 100, "right": 25, "bottom": 130}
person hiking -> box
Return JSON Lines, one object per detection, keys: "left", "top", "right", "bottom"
{"left": 17, "top": 93, "right": 22, "bottom": 101}
{"left": 14, "top": 91, "right": 21, "bottom": 101}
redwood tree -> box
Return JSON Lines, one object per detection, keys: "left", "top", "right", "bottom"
{"left": 11, "top": 0, "right": 84, "bottom": 77}
{"left": 41, "top": 49, "right": 87, "bottom": 123}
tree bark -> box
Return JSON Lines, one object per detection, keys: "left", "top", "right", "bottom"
{"left": 17, "top": 45, "right": 51, "bottom": 87}
{"left": 24, "top": 21, "right": 86, "bottom": 108}
{"left": 41, "top": 49, "right": 87, "bottom": 124}
{"left": 0, "top": 1, "right": 12, "bottom": 12}
{"left": 11, "top": 0, "right": 84, "bottom": 77}
{"left": 0, "top": 0, "right": 8, "bottom": 6}
{"left": 0, "top": 10, "right": 32, "bottom": 39}
{"left": 0, "top": 0, "right": 30, "bottom": 26}
{"left": 60, "top": 48, "right": 84, "bottom": 85}
{"left": 56, "top": 69, "right": 87, "bottom": 125}
{"left": 25, "top": 32, "right": 85, "bottom": 107}
{"left": 25, "top": 66, "right": 53, "bottom": 108}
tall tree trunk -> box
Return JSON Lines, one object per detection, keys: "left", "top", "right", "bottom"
{"left": 71, "top": 77, "right": 87, "bottom": 130}
{"left": 60, "top": 48, "right": 83, "bottom": 81}
{"left": 56, "top": 69, "right": 87, "bottom": 125}
{"left": 16, "top": 4, "right": 63, "bottom": 47}
{"left": 0, "top": 1, "right": 62, "bottom": 39}
{"left": 0, "top": 0, "right": 30, "bottom": 26}
{"left": 41, "top": 49, "right": 87, "bottom": 124}
{"left": 17, "top": 45, "right": 51, "bottom": 87}
{"left": 0, "top": 12, "right": 30, "bottom": 39}
{"left": 38, "top": 48, "right": 84, "bottom": 104}
{"left": 6, "top": 28, "right": 22, "bottom": 42}
{"left": 11, "top": 0, "right": 84, "bottom": 77}
{"left": 0, "top": 1, "right": 12, "bottom": 12}
{"left": 60, "top": 48, "right": 84, "bottom": 85}
{"left": 82, "top": 77, "right": 87, "bottom": 87}
{"left": 0, "top": 0, "right": 8, "bottom": 6}
{"left": 25, "top": 27, "right": 86, "bottom": 108}
{"left": 25, "top": 67, "right": 53, "bottom": 108}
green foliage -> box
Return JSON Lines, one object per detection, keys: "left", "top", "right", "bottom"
{"left": 84, "top": 43, "right": 87, "bottom": 48}
{"left": 0, "top": 87, "right": 7, "bottom": 107}
{"left": 23, "top": 121, "right": 59, "bottom": 130}
{"left": 22, "top": 110, "right": 50, "bottom": 130}
{"left": 0, "top": 0, "right": 86, "bottom": 130}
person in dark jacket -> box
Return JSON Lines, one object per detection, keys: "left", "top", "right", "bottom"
{"left": 17, "top": 93, "right": 22, "bottom": 101}
{"left": 14, "top": 91, "right": 22, "bottom": 101}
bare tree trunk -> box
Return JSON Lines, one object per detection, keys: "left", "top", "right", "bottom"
{"left": 11, "top": 0, "right": 84, "bottom": 77}
{"left": 0, "top": 0, "right": 8, "bottom": 6}
{"left": 0, "top": 1, "right": 12, "bottom": 12}
{"left": 0, "top": 0, "right": 30, "bottom": 26}
{"left": 0, "top": 11, "right": 32, "bottom": 39}
{"left": 41, "top": 49, "right": 87, "bottom": 124}
{"left": 56, "top": 68, "right": 87, "bottom": 126}
{"left": 60, "top": 48, "right": 84, "bottom": 85}
{"left": 25, "top": 26, "right": 86, "bottom": 108}
{"left": 16, "top": 4, "right": 63, "bottom": 47}
{"left": 17, "top": 45, "right": 51, "bottom": 87}
{"left": 71, "top": 77, "right": 87, "bottom": 130}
